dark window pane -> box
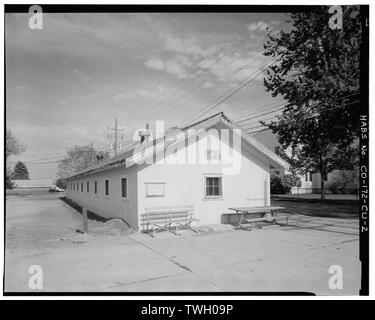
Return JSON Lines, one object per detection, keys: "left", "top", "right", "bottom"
{"left": 94, "top": 181, "right": 97, "bottom": 194}
{"left": 87, "top": 181, "right": 89, "bottom": 192}
{"left": 105, "top": 180, "right": 109, "bottom": 195}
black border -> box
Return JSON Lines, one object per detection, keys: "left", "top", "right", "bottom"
{"left": 3, "top": 4, "right": 369, "bottom": 297}
{"left": 359, "top": 5, "right": 369, "bottom": 296}
{"left": 5, "top": 4, "right": 325, "bottom": 13}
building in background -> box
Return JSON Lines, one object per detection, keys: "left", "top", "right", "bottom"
{"left": 253, "top": 129, "right": 358, "bottom": 194}
{"left": 13, "top": 179, "right": 53, "bottom": 189}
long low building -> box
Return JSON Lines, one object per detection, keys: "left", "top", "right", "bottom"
{"left": 13, "top": 179, "right": 53, "bottom": 189}
{"left": 65, "top": 113, "right": 289, "bottom": 230}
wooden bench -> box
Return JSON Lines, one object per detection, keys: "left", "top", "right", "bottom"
{"left": 141, "top": 205, "right": 198, "bottom": 236}
{"left": 226, "top": 206, "right": 288, "bottom": 230}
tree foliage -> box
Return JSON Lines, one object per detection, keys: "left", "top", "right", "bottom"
{"left": 262, "top": 6, "right": 362, "bottom": 199}
{"left": 12, "top": 161, "right": 29, "bottom": 180}
{"left": 55, "top": 178, "right": 67, "bottom": 189}
{"left": 57, "top": 144, "right": 110, "bottom": 179}
{"left": 6, "top": 129, "right": 25, "bottom": 161}
{"left": 326, "top": 169, "right": 359, "bottom": 194}
{"left": 6, "top": 168, "right": 15, "bottom": 189}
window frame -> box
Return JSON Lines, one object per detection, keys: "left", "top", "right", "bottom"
{"left": 121, "top": 176, "right": 128, "bottom": 199}
{"left": 204, "top": 174, "right": 223, "bottom": 199}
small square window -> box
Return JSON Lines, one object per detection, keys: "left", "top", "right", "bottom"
{"left": 205, "top": 176, "right": 222, "bottom": 198}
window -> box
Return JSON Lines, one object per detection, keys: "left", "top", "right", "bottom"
{"left": 81, "top": 182, "right": 83, "bottom": 192}
{"left": 105, "top": 179, "right": 109, "bottom": 196}
{"left": 145, "top": 183, "right": 165, "bottom": 197}
{"left": 94, "top": 181, "right": 97, "bottom": 194}
{"left": 309, "top": 172, "right": 313, "bottom": 182}
{"left": 305, "top": 173, "right": 308, "bottom": 182}
{"left": 205, "top": 176, "right": 222, "bottom": 198}
{"left": 87, "top": 181, "right": 89, "bottom": 192}
{"left": 121, "top": 178, "right": 128, "bottom": 198}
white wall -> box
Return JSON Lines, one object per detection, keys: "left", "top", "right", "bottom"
{"left": 65, "top": 164, "right": 138, "bottom": 228}
{"left": 136, "top": 131, "right": 271, "bottom": 226}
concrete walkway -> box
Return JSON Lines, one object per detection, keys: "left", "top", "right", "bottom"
{"left": 5, "top": 196, "right": 360, "bottom": 295}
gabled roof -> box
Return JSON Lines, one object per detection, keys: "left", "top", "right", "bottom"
{"left": 65, "top": 112, "right": 289, "bottom": 180}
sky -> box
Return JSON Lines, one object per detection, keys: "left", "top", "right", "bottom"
{"left": 6, "top": 11, "right": 288, "bottom": 180}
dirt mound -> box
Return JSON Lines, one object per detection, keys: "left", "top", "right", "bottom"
{"left": 90, "top": 218, "right": 135, "bottom": 236}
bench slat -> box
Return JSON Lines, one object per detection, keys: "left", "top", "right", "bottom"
{"left": 141, "top": 217, "right": 197, "bottom": 226}
{"left": 142, "top": 210, "right": 192, "bottom": 217}
{"left": 142, "top": 213, "right": 192, "bottom": 221}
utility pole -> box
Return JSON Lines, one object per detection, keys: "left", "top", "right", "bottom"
{"left": 107, "top": 117, "right": 125, "bottom": 156}
{"left": 90, "top": 142, "right": 94, "bottom": 165}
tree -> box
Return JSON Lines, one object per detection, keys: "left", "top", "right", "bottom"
{"left": 12, "top": 161, "right": 29, "bottom": 180}
{"left": 6, "top": 129, "right": 26, "bottom": 188}
{"left": 55, "top": 178, "right": 67, "bottom": 189}
{"left": 6, "top": 168, "right": 15, "bottom": 189}
{"left": 6, "top": 129, "right": 25, "bottom": 161}
{"left": 57, "top": 144, "right": 110, "bottom": 179}
{"left": 262, "top": 6, "right": 361, "bottom": 199}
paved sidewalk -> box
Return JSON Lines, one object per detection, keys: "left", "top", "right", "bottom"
{"left": 5, "top": 196, "right": 360, "bottom": 294}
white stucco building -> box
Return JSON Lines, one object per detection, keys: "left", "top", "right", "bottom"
{"left": 65, "top": 113, "right": 289, "bottom": 229}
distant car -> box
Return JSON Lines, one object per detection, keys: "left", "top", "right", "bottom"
{"left": 48, "top": 185, "right": 64, "bottom": 192}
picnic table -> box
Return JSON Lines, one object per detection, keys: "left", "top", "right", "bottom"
{"left": 226, "top": 206, "right": 288, "bottom": 230}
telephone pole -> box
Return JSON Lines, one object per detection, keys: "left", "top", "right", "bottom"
{"left": 107, "top": 117, "right": 125, "bottom": 156}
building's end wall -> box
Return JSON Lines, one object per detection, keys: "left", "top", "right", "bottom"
{"left": 136, "top": 132, "right": 271, "bottom": 227}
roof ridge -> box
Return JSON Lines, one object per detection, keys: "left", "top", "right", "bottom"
{"left": 181, "top": 112, "right": 225, "bottom": 131}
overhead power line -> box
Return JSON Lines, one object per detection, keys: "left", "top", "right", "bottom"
{"left": 246, "top": 99, "right": 360, "bottom": 134}
{"left": 121, "top": 15, "right": 276, "bottom": 127}
{"left": 181, "top": 56, "right": 278, "bottom": 126}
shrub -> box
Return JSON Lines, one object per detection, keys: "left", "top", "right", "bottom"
{"left": 271, "top": 174, "right": 301, "bottom": 194}
{"left": 271, "top": 175, "right": 286, "bottom": 194}
{"left": 326, "top": 170, "right": 358, "bottom": 194}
